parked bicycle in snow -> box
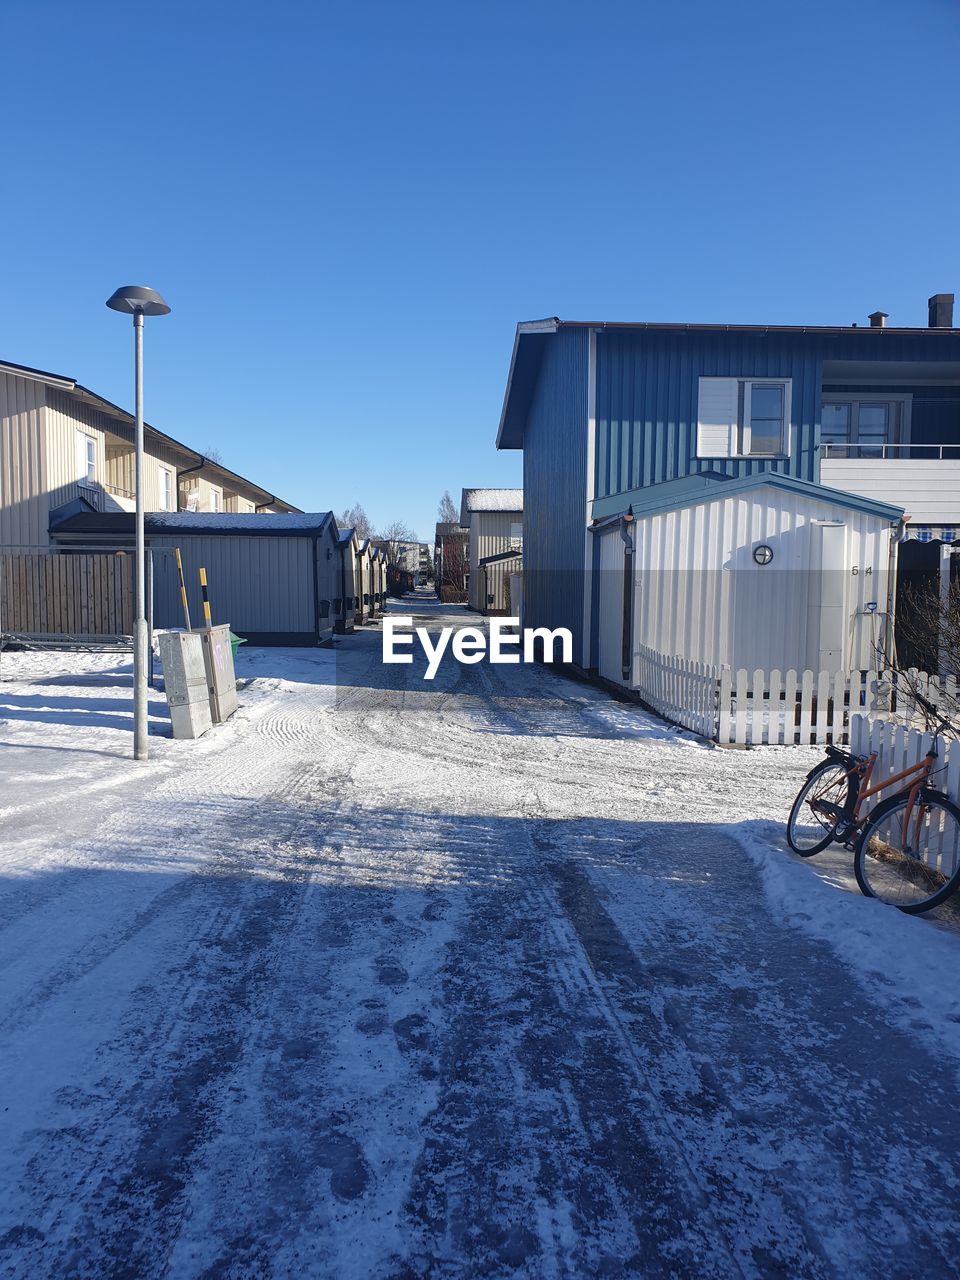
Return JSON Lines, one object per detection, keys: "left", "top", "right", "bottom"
{"left": 786, "top": 720, "right": 960, "bottom": 914}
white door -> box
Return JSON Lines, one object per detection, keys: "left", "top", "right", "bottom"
{"left": 815, "top": 523, "right": 848, "bottom": 671}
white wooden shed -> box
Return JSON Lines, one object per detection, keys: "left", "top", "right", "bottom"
{"left": 592, "top": 473, "right": 903, "bottom": 688}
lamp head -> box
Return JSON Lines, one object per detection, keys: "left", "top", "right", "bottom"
{"left": 105, "top": 285, "right": 171, "bottom": 317}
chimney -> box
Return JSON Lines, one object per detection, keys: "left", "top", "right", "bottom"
{"left": 868, "top": 310, "right": 888, "bottom": 328}
{"left": 928, "top": 293, "right": 955, "bottom": 328}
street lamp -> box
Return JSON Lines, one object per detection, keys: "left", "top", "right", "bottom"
{"left": 105, "top": 285, "right": 171, "bottom": 761}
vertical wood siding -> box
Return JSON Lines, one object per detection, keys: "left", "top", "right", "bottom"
{"left": 629, "top": 489, "right": 894, "bottom": 672}
{"left": 594, "top": 329, "right": 821, "bottom": 498}
{"left": 0, "top": 372, "right": 48, "bottom": 547}
{"left": 594, "top": 328, "right": 960, "bottom": 503}
{"left": 467, "top": 511, "right": 522, "bottom": 610}
{"left": 149, "top": 535, "right": 316, "bottom": 636}
{"left": 521, "top": 327, "right": 589, "bottom": 664}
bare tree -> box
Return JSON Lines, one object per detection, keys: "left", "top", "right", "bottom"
{"left": 437, "top": 490, "right": 459, "bottom": 525}
{"left": 881, "top": 578, "right": 960, "bottom": 730}
{"left": 202, "top": 446, "right": 225, "bottom": 465}
{"left": 436, "top": 525, "right": 468, "bottom": 602}
{"left": 378, "top": 519, "right": 418, "bottom": 566}
{"left": 338, "top": 502, "right": 374, "bottom": 540}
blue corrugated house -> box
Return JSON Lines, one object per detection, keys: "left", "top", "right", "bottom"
{"left": 497, "top": 295, "right": 960, "bottom": 683}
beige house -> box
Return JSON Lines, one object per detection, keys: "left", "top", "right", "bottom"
{"left": 459, "top": 488, "right": 523, "bottom": 613}
{"left": 1, "top": 357, "right": 297, "bottom": 549}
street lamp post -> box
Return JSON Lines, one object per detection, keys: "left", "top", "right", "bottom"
{"left": 105, "top": 285, "right": 171, "bottom": 761}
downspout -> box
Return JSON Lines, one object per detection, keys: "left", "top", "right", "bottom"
{"left": 884, "top": 516, "right": 907, "bottom": 668}
{"left": 620, "top": 510, "right": 636, "bottom": 683}
{"left": 312, "top": 533, "right": 320, "bottom": 643}
{"left": 255, "top": 494, "right": 276, "bottom": 512}
{"left": 176, "top": 454, "right": 207, "bottom": 510}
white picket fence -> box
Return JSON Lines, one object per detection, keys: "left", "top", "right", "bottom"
{"left": 635, "top": 648, "right": 718, "bottom": 738}
{"left": 850, "top": 714, "right": 960, "bottom": 813}
{"left": 634, "top": 647, "right": 959, "bottom": 748}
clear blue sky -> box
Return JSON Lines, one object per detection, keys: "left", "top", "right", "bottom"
{"left": 1, "top": 0, "right": 957, "bottom": 539}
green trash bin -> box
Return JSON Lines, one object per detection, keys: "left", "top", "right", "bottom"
{"left": 229, "top": 631, "right": 247, "bottom": 660}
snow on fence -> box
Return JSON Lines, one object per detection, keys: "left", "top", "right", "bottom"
{"left": 634, "top": 647, "right": 958, "bottom": 748}
{"left": 849, "top": 714, "right": 960, "bottom": 813}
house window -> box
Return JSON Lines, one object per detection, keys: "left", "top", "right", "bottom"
{"left": 158, "top": 467, "right": 173, "bottom": 511}
{"left": 210, "top": 488, "right": 222, "bottom": 512}
{"left": 509, "top": 521, "right": 523, "bottom": 550}
{"left": 697, "top": 378, "right": 792, "bottom": 458}
{"left": 76, "top": 431, "right": 96, "bottom": 483}
{"left": 820, "top": 395, "right": 910, "bottom": 457}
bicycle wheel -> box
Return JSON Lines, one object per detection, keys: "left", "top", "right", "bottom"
{"left": 787, "top": 761, "right": 852, "bottom": 856}
{"left": 855, "top": 793, "right": 960, "bottom": 913}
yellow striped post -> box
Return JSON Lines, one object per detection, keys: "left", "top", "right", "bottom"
{"left": 174, "top": 547, "right": 192, "bottom": 631}
{"left": 199, "top": 566, "right": 212, "bottom": 629}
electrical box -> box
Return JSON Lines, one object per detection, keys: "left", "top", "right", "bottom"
{"left": 195, "top": 624, "right": 238, "bottom": 724}
{"left": 158, "top": 631, "right": 213, "bottom": 739}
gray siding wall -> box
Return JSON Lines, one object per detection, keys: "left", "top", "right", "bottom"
{"left": 150, "top": 534, "right": 316, "bottom": 636}
{"left": 594, "top": 329, "right": 821, "bottom": 497}
{"left": 595, "top": 328, "right": 960, "bottom": 501}
{"left": 1, "top": 372, "right": 48, "bottom": 547}
{"left": 521, "top": 327, "right": 589, "bottom": 664}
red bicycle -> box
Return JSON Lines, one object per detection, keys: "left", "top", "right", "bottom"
{"left": 786, "top": 721, "right": 960, "bottom": 913}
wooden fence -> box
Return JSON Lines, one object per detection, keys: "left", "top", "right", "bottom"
{"left": 0, "top": 552, "right": 134, "bottom": 638}
{"left": 635, "top": 646, "right": 958, "bottom": 748}
{"left": 850, "top": 714, "right": 960, "bottom": 812}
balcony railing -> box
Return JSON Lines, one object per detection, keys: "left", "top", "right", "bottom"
{"left": 104, "top": 482, "right": 136, "bottom": 500}
{"left": 820, "top": 442, "right": 960, "bottom": 460}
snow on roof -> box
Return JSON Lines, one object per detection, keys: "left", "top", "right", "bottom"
{"left": 146, "top": 512, "right": 333, "bottom": 533}
{"left": 459, "top": 488, "right": 523, "bottom": 523}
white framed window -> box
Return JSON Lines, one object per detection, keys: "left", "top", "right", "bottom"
{"left": 697, "top": 377, "right": 792, "bottom": 458}
{"left": 509, "top": 521, "right": 523, "bottom": 550}
{"left": 209, "top": 488, "right": 222, "bottom": 512}
{"left": 158, "top": 467, "right": 174, "bottom": 511}
{"left": 820, "top": 394, "right": 911, "bottom": 457}
{"left": 75, "top": 430, "right": 96, "bottom": 483}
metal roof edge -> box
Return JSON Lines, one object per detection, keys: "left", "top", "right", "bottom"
{"left": 496, "top": 320, "right": 559, "bottom": 451}
{"left": 0, "top": 358, "right": 77, "bottom": 390}
{"left": 591, "top": 472, "right": 904, "bottom": 524}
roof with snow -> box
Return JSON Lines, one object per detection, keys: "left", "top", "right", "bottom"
{"left": 459, "top": 488, "right": 523, "bottom": 524}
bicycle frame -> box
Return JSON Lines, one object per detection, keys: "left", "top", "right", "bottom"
{"left": 834, "top": 750, "right": 936, "bottom": 846}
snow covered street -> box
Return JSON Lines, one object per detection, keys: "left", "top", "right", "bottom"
{"left": 2, "top": 595, "right": 960, "bottom": 1278}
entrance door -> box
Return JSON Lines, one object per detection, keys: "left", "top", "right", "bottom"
{"left": 598, "top": 531, "right": 625, "bottom": 683}
{"left": 815, "top": 523, "right": 847, "bottom": 671}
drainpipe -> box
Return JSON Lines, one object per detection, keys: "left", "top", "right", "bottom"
{"left": 255, "top": 494, "right": 276, "bottom": 512}
{"left": 884, "top": 516, "right": 907, "bottom": 668}
{"left": 620, "top": 510, "right": 636, "bottom": 683}
{"left": 176, "top": 454, "right": 207, "bottom": 510}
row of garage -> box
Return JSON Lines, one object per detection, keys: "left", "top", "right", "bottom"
{"left": 48, "top": 510, "right": 390, "bottom": 645}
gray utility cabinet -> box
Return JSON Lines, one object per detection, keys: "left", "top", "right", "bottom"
{"left": 196, "top": 624, "right": 238, "bottom": 724}
{"left": 158, "top": 631, "right": 214, "bottom": 739}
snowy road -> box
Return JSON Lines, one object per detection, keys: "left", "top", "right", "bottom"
{"left": 2, "top": 595, "right": 960, "bottom": 1278}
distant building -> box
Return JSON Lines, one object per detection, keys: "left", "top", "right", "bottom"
{"left": 459, "top": 488, "right": 523, "bottom": 613}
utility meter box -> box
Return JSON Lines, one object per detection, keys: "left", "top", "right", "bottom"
{"left": 195, "top": 624, "right": 238, "bottom": 724}
{"left": 158, "top": 631, "right": 214, "bottom": 739}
